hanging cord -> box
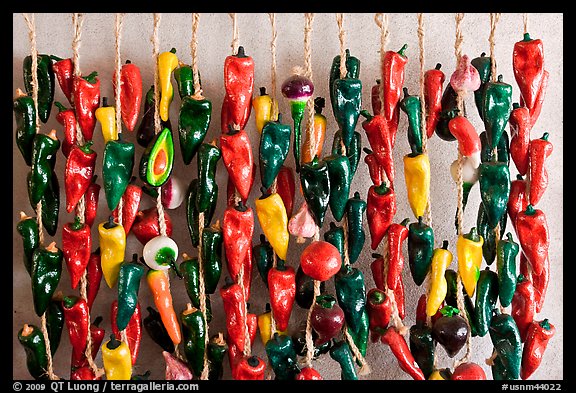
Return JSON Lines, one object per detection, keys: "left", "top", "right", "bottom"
{"left": 523, "top": 13, "right": 529, "bottom": 35}
{"left": 229, "top": 13, "right": 239, "bottom": 55}
{"left": 237, "top": 264, "right": 252, "bottom": 357}
{"left": 114, "top": 13, "right": 125, "bottom": 231}
{"left": 304, "top": 280, "right": 321, "bottom": 367}
{"left": 374, "top": 13, "right": 390, "bottom": 186}
{"left": 381, "top": 236, "right": 408, "bottom": 336}
{"left": 489, "top": 13, "right": 501, "bottom": 84}
{"left": 303, "top": 13, "right": 315, "bottom": 164}
{"left": 191, "top": 13, "right": 203, "bottom": 99}
{"left": 269, "top": 13, "right": 278, "bottom": 121}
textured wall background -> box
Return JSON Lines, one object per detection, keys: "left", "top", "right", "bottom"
{"left": 13, "top": 13, "right": 563, "bottom": 380}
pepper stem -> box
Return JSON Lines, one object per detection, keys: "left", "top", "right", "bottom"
{"left": 103, "top": 216, "right": 117, "bottom": 229}
{"left": 316, "top": 294, "right": 336, "bottom": 309}
{"left": 524, "top": 204, "right": 536, "bottom": 216}
{"left": 62, "top": 296, "right": 78, "bottom": 308}
{"left": 55, "top": 101, "right": 67, "bottom": 112}
{"left": 107, "top": 334, "right": 122, "bottom": 350}
{"left": 93, "top": 316, "right": 103, "bottom": 327}
{"left": 82, "top": 71, "right": 98, "bottom": 84}
{"left": 169, "top": 48, "right": 177, "bottom": 54}
{"left": 497, "top": 74, "right": 504, "bottom": 83}
{"left": 363, "top": 147, "right": 373, "bottom": 155}
{"left": 169, "top": 258, "right": 183, "bottom": 279}
{"left": 397, "top": 44, "right": 408, "bottom": 57}
{"left": 464, "top": 227, "right": 481, "bottom": 242}
{"left": 314, "top": 97, "right": 325, "bottom": 114}
{"left": 265, "top": 303, "right": 271, "bottom": 313}
{"left": 102, "top": 97, "right": 109, "bottom": 107}
{"left": 247, "top": 355, "right": 260, "bottom": 367}
{"left": 435, "top": 63, "right": 442, "bottom": 70}
{"left": 236, "top": 46, "right": 246, "bottom": 58}
{"left": 541, "top": 132, "right": 549, "bottom": 141}
{"left": 513, "top": 102, "right": 521, "bottom": 109}
{"left": 417, "top": 216, "right": 423, "bottom": 226}
{"left": 369, "top": 289, "right": 386, "bottom": 305}
{"left": 359, "top": 109, "right": 373, "bottom": 121}
{"left": 540, "top": 319, "right": 551, "bottom": 330}
{"left": 373, "top": 183, "right": 389, "bottom": 195}
{"left": 79, "top": 140, "right": 94, "bottom": 154}
{"left": 441, "top": 240, "right": 449, "bottom": 250}
{"left": 517, "top": 274, "right": 526, "bottom": 283}
{"left": 402, "top": 87, "right": 410, "bottom": 98}
{"left": 400, "top": 218, "right": 410, "bottom": 227}
{"left": 259, "top": 186, "right": 271, "bottom": 200}
{"left": 259, "top": 87, "right": 267, "bottom": 96}
{"left": 50, "top": 55, "right": 63, "bottom": 62}
{"left": 439, "top": 305, "right": 460, "bottom": 317}
{"left": 522, "top": 32, "right": 532, "bottom": 41}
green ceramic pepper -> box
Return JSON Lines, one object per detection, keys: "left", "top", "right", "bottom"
{"left": 254, "top": 234, "right": 274, "bottom": 287}
{"left": 329, "top": 339, "right": 358, "bottom": 380}
{"left": 482, "top": 74, "right": 513, "bottom": 149}
{"left": 207, "top": 334, "right": 227, "bottom": 380}
{"left": 480, "top": 130, "right": 510, "bottom": 165}
{"left": 408, "top": 216, "right": 434, "bottom": 286}
{"left": 117, "top": 254, "right": 145, "bottom": 331}
{"left": 29, "top": 132, "right": 60, "bottom": 205}
{"left": 196, "top": 142, "right": 221, "bottom": 213}
{"left": 103, "top": 136, "right": 135, "bottom": 210}
{"left": 178, "top": 95, "right": 211, "bottom": 165}
{"left": 16, "top": 212, "right": 40, "bottom": 276}
{"left": 496, "top": 233, "right": 519, "bottom": 308}
{"left": 324, "top": 222, "right": 345, "bottom": 264}
{"left": 295, "top": 266, "right": 326, "bottom": 309}
{"left": 474, "top": 267, "right": 499, "bottom": 337}
{"left": 471, "top": 52, "right": 492, "bottom": 120}
{"left": 174, "top": 64, "right": 201, "bottom": 99}
{"left": 345, "top": 192, "right": 366, "bottom": 264}
{"left": 409, "top": 323, "right": 435, "bottom": 379}
{"left": 31, "top": 242, "right": 63, "bottom": 316}
{"left": 181, "top": 305, "right": 207, "bottom": 377}
{"left": 489, "top": 312, "right": 522, "bottom": 380}
{"left": 332, "top": 130, "right": 361, "bottom": 179}
{"left": 324, "top": 154, "right": 351, "bottom": 222}
{"left": 45, "top": 297, "right": 64, "bottom": 356}
{"left": 477, "top": 201, "right": 507, "bottom": 266}
{"left": 479, "top": 162, "right": 511, "bottom": 229}
{"left": 400, "top": 87, "right": 423, "bottom": 155}
{"left": 265, "top": 333, "right": 299, "bottom": 380}
{"left": 17, "top": 324, "right": 49, "bottom": 380}
{"left": 186, "top": 179, "right": 216, "bottom": 247}
{"left": 179, "top": 256, "right": 213, "bottom": 322}
{"left": 293, "top": 329, "right": 331, "bottom": 358}
{"left": 300, "top": 156, "right": 330, "bottom": 227}
{"left": 436, "top": 85, "right": 462, "bottom": 141}
{"left": 335, "top": 264, "right": 369, "bottom": 357}
{"left": 23, "top": 54, "right": 55, "bottom": 123}
{"left": 30, "top": 171, "right": 60, "bottom": 237}
{"left": 14, "top": 92, "right": 37, "bottom": 166}
{"left": 445, "top": 269, "right": 478, "bottom": 337}
{"left": 329, "top": 49, "right": 361, "bottom": 119}
{"left": 332, "top": 77, "right": 362, "bottom": 147}
{"left": 259, "top": 113, "right": 291, "bottom": 189}
{"left": 201, "top": 223, "right": 223, "bottom": 294}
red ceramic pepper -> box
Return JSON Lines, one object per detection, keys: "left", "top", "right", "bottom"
{"left": 86, "top": 249, "right": 102, "bottom": 310}
{"left": 448, "top": 114, "right": 481, "bottom": 167}
{"left": 112, "top": 60, "right": 143, "bottom": 132}
{"left": 528, "top": 132, "right": 553, "bottom": 206}
{"left": 220, "top": 278, "right": 248, "bottom": 353}
{"left": 424, "top": 63, "right": 445, "bottom": 139}
{"left": 300, "top": 241, "right": 341, "bottom": 282}
{"left": 84, "top": 318, "right": 105, "bottom": 369}
{"left": 223, "top": 203, "right": 254, "bottom": 291}
{"left": 361, "top": 111, "right": 394, "bottom": 183}
{"left": 394, "top": 274, "right": 406, "bottom": 320}
{"left": 296, "top": 367, "right": 323, "bottom": 380}
{"left": 513, "top": 33, "right": 545, "bottom": 112}
{"left": 521, "top": 319, "right": 555, "bottom": 380}
{"left": 364, "top": 148, "right": 383, "bottom": 186}
{"left": 523, "top": 70, "right": 548, "bottom": 128}
{"left": 52, "top": 57, "right": 75, "bottom": 106}
{"left": 225, "top": 164, "right": 257, "bottom": 207}
{"left": 370, "top": 253, "right": 385, "bottom": 291}
{"left": 415, "top": 294, "right": 442, "bottom": 326}
{"left": 516, "top": 205, "right": 549, "bottom": 276}
{"left": 73, "top": 72, "right": 100, "bottom": 141}
{"left": 267, "top": 260, "right": 296, "bottom": 332}
{"left": 221, "top": 95, "right": 232, "bottom": 133}
{"left": 227, "top": 312, "right": 258, "bottom": 373}
{"left": 83, "top": 178, "right": 100, "bottom": 228}
{"left": 55, "top": 102, "right": 77, "bottom": 158}
{"left": 381, "top": 326, "right": 425, "bottom": 380}
{"left": 62, "top": 296, "right": 89, "bottom": 369}
{"left": 233, "top": 356, "right": 265, "bottom": 380}
{"left": 371, "top": 79, "right": 382, "bottom": 115}
{"left": 367, "top": 184, "right": 397, "bottom": 250}
{"left": 70, "top": 367, "right": 101, "bottom": 380}
{"left": 511, "top": 274, "right": 536, "bottom": 342}
{"left": 386, "top": 218, "right": 410, "bottom": 290}
{"left": 131, "top": 207, "right": 173, "bottom": 246}
{"left": 509, "top": 104, "right": 532, "bottom": 176}
{"left": 451, "top": 362, "right": 487, "bottom": 380}
{"left": 520, "top": 252, "right": 549, "bottom": 314}
{"left": 112, "top": 183, "right": 142, "bottom": 235}
{"left": 111, "top": 300, "right": 142, "bottom": 365}
{"left": 221, "top": 128, "right": 254, "bottom": 201}
{"left": 508, "top": 174, "right": 528, "bottom": 231}
{"left": 367, "top": 288, "right": 392, "bottom": 341}
{"left": 62, "top": 216, "right": 92, "bottom": 289}
{"left": 65, "top": 141, "right": 97, "bottom": 213}
{"left": 269, "top": 165, "right": 295, "bottom": 218}
{"left": 224, "top": 46, "right": 254, "bottom": 130}
{"left": 381, "top": 44, "right": 408, "bottom": 122}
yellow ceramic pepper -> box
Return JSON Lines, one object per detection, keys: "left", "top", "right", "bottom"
{"left": 95, "top": 98, "right": 118, "bottom": 143}
{"left": 428, "top": 370, "right": 448, "bottom": 380}
{"left": 427, "top": 240, "right": 452, "bottom": 317}
{"left": 257, "top": 304, "right": 287, "bottom": 345}
{"left": 253, "top": 87, "right": 274, "bottom": 133}
{"left": 98, "top": 216, "right": 126, "bottom": 288}
{"left": 403, "top": 153, "right": 431, "bottom": 219}
{"left": 158, "top": 48, "right": 179, "bottom": 121}
{"left": 456, "top": 227, "right": 484, "bottom": 297}
{"left": 255, "top": 192, "right": 289, "bottom": 261}
{"left": 102, "top": 334, "right": 132, "bottom": 380}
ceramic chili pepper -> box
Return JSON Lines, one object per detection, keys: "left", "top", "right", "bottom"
{"left": 332, "top": 69, "right": 362, "bottom": 148}
{"left": 521, "top": 319, "right": 555, "bottom": 380}
{"left": 61, "top": 295, "right": 89, "bottom": 369}
{"left": 64, "top": 141, "right": 97, "bottom": 213}
{"left": 180, "top": 303, "right": 207, "bottom": 377}
{"left": 295, "top": 265, "right": 326, "bottom": 309}
{"left": 489, "top": 312, "right": 522, "bottom": 380}
{"left": 319, "top": 155, "right": 349, "bottom": 224}
{"left": 457, "top": 227, "right": 484, "bottom": 297}
{"left": 72, "top": 71, "right": 100, "bottom": 141}
{"left": 112, "top": 60, "right": 142, "bottom": 131}
{"left": 162, "top": 350, "right": 192, "bottom": 380}
{"left": 132, "top": 207, "right": 173, "bottom": 246}
{"left": 156, "top": 48, "right": 179, "bottom": 122}
{"left": 296, "top": 367, "right": 323, "bottom": 380}
{"left": 137, "top": 86, "right": 172, "bottom": 147}
{"left": 271, "top": 165, "right": 295, "bottom": 218}
{"left": 178, "top": 93, "right": 211, "bottom": 165}
{"left": 386, "top": 218, "right": 410, "bottom": 290}
{"left": 95, "top": 97, "right": 118, "bottom": 143}
{"left": 400, "top": 87, "right": 424, "bottom": 155}
{"left": 143, "top": 236, "right": 180, "bottom": 275}
{"left": 252, "top": 87, "right": 273, "bottom": 133}
{"left": 446, "top": 276, "right": 478, "bottom": 336}
{"left": 332, "top": 130, "right": 362, "bottom": 179}
{"left": 435, "top": 84, "right": 460, "bottom": 141}
{"left": 102, "top": 137, "right": 135, "bottom": 211}
{"left": 483, "top": 122, "right": 511, "bottom": 163}
{"left": 451, "top": 362, "right": 487, "bottom": 380}
{"left": 360, "top": 110, "right": 394, "bottom": 184}
{"left": 224, "top": 46, "right": 254, "bottom": 130}
{"left": 220, "top": 277, "right": 248, "bottom": 353}
{"left": 82, "top": 177, "right": 100, "bottom": 228}
{"left": 147, "top": 269, "right": 182, "bottom": 345}
{"left": 116, "top": 254, "right": 144, "bottom": 330}
{"left": 23, "top": 53, "right": 54, "bottom": 123}
{"left": 302, "top": 97, "right": 327, "bottom": 164}
{"left": 404, "top": 152, "right": 430, "bottom": 219}
{"left": 185, "top": 181, "right": 213, "bottom": 248}
{"left": 428, "top": 369, "right": 452, "bottom": 380}
{"left": 424, "top": 63, "right": 445, "bottom": 138}
{"left": 18, "top": 324, "right": 49, "bottom": 380}
{"left": 83, "top": 249, "right": 102, "bottom": 310}
{"left": 111, "top": 182, "right": 141, "bottom": 234}
{"left": 513, "top": 32, "right": 545, "bottom": 111}
{"left": 111, "top": 301, "right": 142, "bottom": 365}
{"left": 511, "top": 274, "right": 536, "bottom": 342}
{"left": 253, "top": 234, "right": 273, "bottom": 288}
{"left": 300, "top": 241, "right": 342, "bottom": 282}
{"left": 471, "top": 52, "right": 492, "bottom": 120}
{"left": 143, "top": 306, "right": 174, "bottom": 353}
{"left": 394, "top": 274, "right": 406, "bottom": 320}
{"left": 450, "top": 54, "right": 481, "bottom": 95}
{"left": 497, "top": 233, "right": 519, "bottom": 307}
{"left": 179, "top": 255, "right": 212, "bottom": 318}
{"left": 508, "top": 175, "right": 528, "bottom": 231}
{"left": 27, "top": 166, "right": 60, "bottom": 237}
{"left": 31, "top": 242, "right": 63, "bottom": 316}
{"left": 227, "top": 313, "right": 258, "bottom": 373}
{"left": 200, "top": 222, "right": 223, "bottom": 295}
{"left": 28, "top": 130, "right": 60, "bottom": 205}
{"left": 13, "top": 89, "right": 36, "bottom": 166}
{"left": 98, "top": 216, "right": 126, "bottom": 288}
{"left": 196, "top": 141, "right": 221, "bottom": 212}
{"left": 258, "top": 304, "right": 287, "bottom": 344}
{"left": 259, "top": 115, "right": 291, "bottom": 190}
{"left": 476, "top": 201, "right": 507, "bottom": 268}
{"left": 300, "top": 156, "right": 330, "bottom": 227}
{"left": 381, "top": 327, "right": 425, "bottom": 380}
{"left": 524, "top": 69, "right": 548, "bottom": 128}
{"left": 407, "top": 216, "right": 434, "bottom": 286}
{"left": 288, "top": 201, "right": 317, "bottom": 243}
{"left": 482, "top": 74, "right": 513, "bottom": 149}
{"left": 417, "top": 293, "right": 444, "bottom": 327}
{"left": 223, "top": 202, "right": 254, "bottom": 294}
{"left": 265, "top": 333, "right": 299, "bottom": 380}
{"left": 448, "top": 111, "right": 481, "bottom": 168}
{"left": 366, "top": 183, "right": 396, "bottom": 250}
{"left": 335, "top": 265, "right": 369, "bottom": 357}
{"left": 520, "top": 252, "right": 549, "bottom": 313}
{"left": 529, "top": 132, "right": 552, "bottom": 205}
{"left": 139, "top": 127, "right": 174, "bottom": 188}
{"left": 427, "top": 240, "right": 451, "bottom": 317}
{"left": 367, "top": 288, "right": 392, "bottom": 341}
{"left": 102, "top": 334, "right": 132, "bottom": 380}
{"left": 256, "top": 191, "right": 289, "bottom": 261}
{"left": 329, "top": 48, "right": 360, "bottom": 113}
{"left": 409, "top": 321, "right": 435, "bottom": 379}
{"left": 479, "top": 162, "right": 511, "bottom": 229}
{"left": 53, "top": 101, "right": 77, "bottom": 159}
{"left": 329, "top": 339, "right": 358, "bottom": 380}
{"left": 70, "top": 367, "right": 101, "bottom": 380}
{"left": 345, "top": 192, "right": 367, "bottom": 264}
{"left": 16, "top": 211, "right": 39, "bottom": 276}
{"left": 292, "top": 328, "right": 331, "bottom": 358}
{"left": 474, "top": 267, "right": 499, "bottom": 337}
{"left": 45, "top": 295, "right": 65, "bottom": 356}
{"left": 381, "top": 44, "right": 408, "bottom": 125}
{"left": 432, "top": 306, "right": 469, "bottom": 358}
{"left": 363, "top": 148, "right": 383, "bottom": 187}
{"left": 62, "top": 216, "right": 91, "bottom": 289}
{"left": 174, "top": 62, "right": 201, "bottom": 99}
{"left": 509, "top": 104, "right": 531, "bottom": 175}
{"left": 516, "top": 205, "right": 549, "bottom": 276}
{"left": 324, "top": 222, "right": 345, "bottom": 263}
{"left": 233, "top": 355, "right": 266, "bottom": 380}
{"left": 206, "top": 333, "right": 227, "bottom": 380}
{"left": 51, "top": 56, "right": 74, "bottom": 106}
{"left": 267, "top": 260, "right": 296, "bottom": 332}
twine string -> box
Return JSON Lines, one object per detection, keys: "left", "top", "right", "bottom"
{"left": 40, "top": 313, "right": 59, "bottom": 380}
{"left": 375, "top": 13, "right": 389, "bottom": 117}
{"left": 304, "top": 13, "right": 315, "bottom": 167}
{"left": 269, "top": 13, "right": 278, "bottom": 120}
{"left": 151, "top": 13, "right": 162, "bottom": 135}
{"left": 22, "top": 13, "right": 40, "bottom": 131}
{"left": 197, "top": 213, "right": 210, "bottom": 380}
{"left": 114, "top": 13, "right": 124, "bottom": 134}
{"left": 237, "top": 264, "right": 251, "bottom": 357}
{"left": 191, "top": 13, "right": 202, "bottom": 98}
{"left": 336, "top": 13, "right": 347, "bottom": 79}
{"left": 489, "top": 13, "right": 501, "bottom": 83}
{"left": 304, "top": 280, "right": 321, "bottom": 366}
{"left": 229, "top": 13, "right": 239, "bottom": 55}
{"left": 523, "top": 13, "right": 529, "bottom": 35}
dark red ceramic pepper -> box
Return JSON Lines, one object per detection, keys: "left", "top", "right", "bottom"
{"left": 223, "top": 202, "right": 254, "bottom": 293}
{"left": 367, "top": 184, "right": 397, "bottom": 250}
{"left": 112, "top": 183, "right": 142, "bottom": 235}
{"left": 394, "top": 274, "right": 406, "bottom": 320}
{"left": 220, "top": 278, "right": 249, "bottom": 354}
{"left": 62, "top": 296, "right": 103, "bottom": 370}
{"left": 386, "top": 218, "right": 410, "bottom": 290}
{"left": 267, "top": 260, "right": 296, "bottom": 332}
{"left": 513, "top": 33, "right": 545, "bottom": 112}
{"left": 523, "top": 70, "right": 548, "bottom": 128}
{"left": 451, "top": 362, "right": 487, "bottom": 380}
{"left": 111, "top": 300, "right": 142, "bottom": 365}
{"left": 86, "top": 249, "right": 102, "bottom": 310}
{"left": 511, "top": 274, "right": 536, "bottom": 342}
{"left": 516, "top": 205, "right": 549, "bottom": 276}
{"left": 520, "top": 252, "right": 549, "bottom": 314}
{"left": 521, "top": 319, "right": 555, "bottom": 380}
{"left": 361, "top": 110, "right": 394, "bottom": 183}
{"left": 296, "top": 367, "right": 323, "bottom": 380}
{"left": 509, "top": 104, "right": 532, "bottom": 176}
{"left": 62, "top": 216, "right": 92, "bottom": 289}
{"left": 381, "top": 326, "right": 425, "bottom": 380}
{"left": 381, "top": 44, "right": 408, "bottom": 145}
{"left": 424, "top": 63, "right": 445, "bottom": 139}
{"left": 112, "top": 60, "right": 143, "bottom": 132}
{"left": 223, "top": 46, "right": 254, "bottom": 130}
{"left": 131, "top": 207, "right": 173, "bottom": 246}
{"left": 55, "top": 102, "right": 77, "bottom": 158}
{"left": 269, "top": 165, "right": 295, "bottom": 218}
{"left": 52, "top": 57, "right": 75, "bottom": 106}
{"left": 65, "top": 141, "right": 97, "bottom": 213}
{"left": 221, "top": 128, "right": 254, "bottom": 201}
{"left": 83, "top": 178, "right": 100, "bottom": 228}
{"left": 367, "top": 288, "right": 392, "bottom": 341}
{"left": 233, "top": 356, "right": 265, "bottom": 380}
{"left": 73, "top": 72, "right": 100, "bottom": 141}
{"left": 528, "top": 133, "right": 552, "bottom": 206}
{"left": 370, "top": 253, "right": 385, "bottom": 291}
{"left": 364, "top": 148, "right": 383, "bottom": 186}
{"left": 508, "top": 175, "right": 528, "bottom": 231}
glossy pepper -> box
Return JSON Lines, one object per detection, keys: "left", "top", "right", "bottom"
{"left": 444, "top": 270, "right": 478, "bottom": 337}
{"left": 224, "top": 46, "right": 254, "bottom": 130}
{"left": 196, "top": 141, "right": 221, "bottom": 212}
{"left": 513, "top": 33, "right": 545, "bottom": 112}
{"left": 102, "top": 334, "right": 132, "bottom": 380}
{"left": 371, "top": 79, "right": 382, "bottom": 115}
{"left": 516, "top": 205, "right": 549, "bottom": 276}
{"left": 178, "top": 93, "right": 211, "bottom": 165}
{"left": 519, "top": 253, "right": 549, "bottom": 314}
{"left": 51, "top": 56, "right": 74, "bottom": 106}
{"left": 296, "top": 367, "right": 323, "bottom": 380}
{"left": 112, "top": 60, "right": 143, "bottom": 131}
{"left": 329, "top": 340, "right": 358, "bottom": 380}
{"left": 381, "top": 327, "right": 425, "bottom": 380}
{"left": 324, "top": 222, "right": 345, "bottom": 263}
{"left": 267, "top": 260, "right": 296, "bottom": 332}
{"left": 62, "top": 216, "right": 91, "bottom": 289}
{"left": 432, "top": 306, "right": 469, "bottom": 358}
{"left": 84, "top": 178, "right": 100, "bottom": 228}
{"left": 329, "top": 49, "right": 360, "bottom": 114}
{"left": 489, "top": 312, "right": 522, "bottom": 380}
{"left": 335, "top": 265, "right": 369, "bottom": 357}
{"left": 111, "top": 182, "right": 141, "bottom": 235}
{"left": 143, "top": 306, "right": 174, "bottom": 353}
{"left": 220, "top": 278, "right": 248, "bottom": 353}
{"left": 18, "top": 324, "right": 49, "bottom": 380}
{"left": 14, "top": 89, "right": 36, "bottom": 166}
{"left": 45, "top": 296, "right": 65, "bottom": 356}
{"left": 497, "top": 233, "right": 519, "bottom": 307}
{"left": 524, "top": 69, "right": 548, "bottom": 128}
{"left": 295, "top": 265, "right": 326, "bottom": 309}
{"left": 457, "top": 227, "right": 484, "bottom": 297}
{"left": 265, "top": 333, "right": 299, "bottom": 380}
{"left": 512, "top": 274, "right": 536, "bottom": 342}
{"left": 147, "top": 269, "right": 181, "bottom": 345}
{"left": 252, "top": 87, "right": 273, "bottom": 133}
{"left": 479, "top": 162, "right": 511, "bottom": 229}
{"left": 227, "top": 313, "right": 258, "bottom": 373}
{"left": 529, "top": 133, "right": 552, "bottom": 206}
{"left": 98, "top": 216, "right": 126, "bottom": 288}
{"left": 132, "top": 207, "right": 173, "bottom": 246}
{"left": 508, "top": 175, "right": 528, "bottom": 231}
{"left": 345, "top": 192, "right": 367, "bottom": 264}
{"left": 332, "top": 130, "right": 362, "bottom": 179}
{"left": 300, "top": 241, "right": 342, "bottom": 282}
{"left": 366, "top": 183, "right": 396, "bottom": 250}
{"left": 364, "top": 148, "right": 383, "bottom": 186}
{"left": 157, "top": 48, "right": 178, "bottom": 122}
{"left": 54, "top": 102, "right": 77, "bottom": 160}
{"left": 475, "top": 268, "right": 499, "bottom": 337}
{"left": 259, "top": 115, "right": 291, "bottom": 190}
{"left": 509, "top": 104, "right": 531, "bottom": 175}
{"left": 102, "top": 136, "right": 135, "bottom": 210}
{"left": 424, "top": 63, "right": 445, "bottom": 138}
{"left": 253, "top": 234, "right": 274, "bottom": 287}
{"left": 174, "top": 62, "right": 200, "bottom": 99}
{"left": 83, "top": 250, "right": 102, "bottom": 311}
{"left": 366, "top": 288, "right": 392, "bottom": 340}
{"left": 201, "top": 222, "right": 223, "bottom": 294}
{"left": 207, "top": 333, "right": 228, "bottom": 380}
{"left": 332, "top": 70, "right": 362, "bottom": 148}
{"left": 116, "top": 255, "right": 144, "bottom": 330}
{"left": 300, "top": 156, "right": 330, "bottom": 227}
{"left": 302, "top": 97, "right": 327, "bottom": 164}
{"left": 73, "top": 71, "right": 100, "bottom": 141}
{"left": 179, "top": 255, "right": 212, "bottom": 319}
{"left": 16, "top": 211, "right": 40, "bottom": 276}
{"left": 448, "top": 111, "right": 481, "bottom": 167}
{"left": 427, "top": 240, "right": 451, "bottom": 316}
{"left": 451, "top": 362, "right": 486, "bottom": 380}
{"left": 435, "top": 84, "right": 460, "bottom": 141}
{"left": 386, "top": 218, "right": 410, "bottom": 290}
{"left": 404, "top": 152, "right": 430, "bottom": 219}
{"left": 272, "top": 166, "right": 295, "bottom": 218}
{"left": 111, "top": 301, "right": 142, "bottom": 365}
{"left": 28, "top": 130, "right": 60, "bottom": 205}
{"left": 233, "top": 356, "right": 266, "bottom": 380}
{"left": 482, "top": 74, "right": 513, "bottom": 149}
{"left": 65, "top": 141, "right": 97, "bottom": 213}
{"left": 400, "top": 87, "right": 423, "bottom": 155}
{"left": 62, "top": 295, "right": 89, "bottom": 369}
{"left": 381, "top": 44, "right": 408, "bottom": 124}
{"left": 31, "top": 242, "right": 63, "bottom": 316}
{"left": 409, "top": 321, "right": 435, "bottom": 379}
{"left": 480, "top": 129, "right": 510, "bottom": 166}
{"left": 471, "top": 52, "right": 492, "bottom": 120}
{"left": 181, "top": 303, "right": 207, "bottom": 377}
{"left": 139, "top": 127, "right": 174, "bottom": 187}
{"left": 186, "top": 180, "right": 213, "bottom": 248}
{"left": 137, "top": 86, "right": 172, "bottom": 147}
{"left": 95, "top": 97, "right": 118, "bottom": 143}
{"left": 360, "top": 110, "right": 394, "bottom": 184}
{"left": 477, "top": 201, "right": 507, "bottom": 267}
{"left": 521, "top": 319, "right": 555, "bottom": 380}
{"left": 27, "top": 167, "right": 60, "bottom": 237}
{"left": 257, "top": 304, "right": 286, "bottom": 344}
{"left": 23, "top": 54, "right": 54, "bottom": 123}
{"left": 223, "top": 202, "right": 254, "bottom": 295}
{"left": 407, "top": 216, "right": 434, "bottom": 286}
